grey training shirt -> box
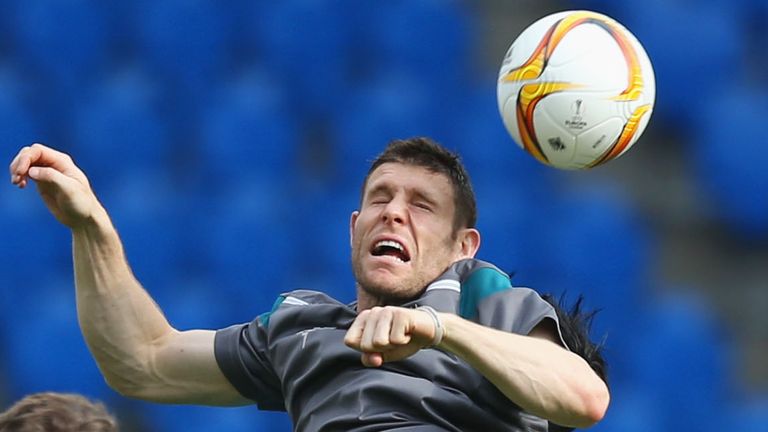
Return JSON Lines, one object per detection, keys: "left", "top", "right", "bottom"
{"left": 215, "top": 258, "right": 567, "bottom": 431}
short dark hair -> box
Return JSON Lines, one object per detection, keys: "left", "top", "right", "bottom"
{"left": 0, "top": 392, "right": 119, "bottom": 432}
{"left": 362, "top": 137, "right": 477, "bottom": 232}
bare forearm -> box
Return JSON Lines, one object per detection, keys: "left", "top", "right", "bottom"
{"left": 438, "top": 313, "right": 609, "bottom": 428}
{"left": 10, "top": 144, "right": 242, "bottom": 404}
{"left": 72, "top": 206, "right": 174, "bottom": 393}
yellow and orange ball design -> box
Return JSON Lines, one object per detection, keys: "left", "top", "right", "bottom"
{"left": 497, "top": 10, "right": 655, "bottom": 169}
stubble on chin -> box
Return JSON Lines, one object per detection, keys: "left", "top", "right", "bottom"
{"left": 353, "top": 266, "right": 426, "bottom": 307}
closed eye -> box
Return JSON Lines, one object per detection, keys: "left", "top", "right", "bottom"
{"left": 413, "top": 202, "right": 432, "bottom": 211}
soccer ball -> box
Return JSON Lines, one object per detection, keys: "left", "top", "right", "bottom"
{"left": 497, "top": 10, "right": 655, "bottom": 170}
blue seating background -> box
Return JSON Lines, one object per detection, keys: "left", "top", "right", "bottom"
{"left": 1, "top": 0, "right": 766, "bottom": 430}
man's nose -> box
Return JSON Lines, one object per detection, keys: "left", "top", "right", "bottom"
{"left": 381, "top": 199, "right": 407, "bottom": 225}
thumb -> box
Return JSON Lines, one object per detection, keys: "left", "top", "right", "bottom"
{"left": 361, "top": 352, "right": 383, "bottom": 368}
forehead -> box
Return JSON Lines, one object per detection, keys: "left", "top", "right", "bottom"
{"left": 364, "top": 163, "right": 454, "bottom": 199}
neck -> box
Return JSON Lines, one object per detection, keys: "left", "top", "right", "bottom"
{"left": 355, "top": 284, "right": 415, "bottom": 312}
{"left": 355, "top": 285, "right": 383, "bottom": 312}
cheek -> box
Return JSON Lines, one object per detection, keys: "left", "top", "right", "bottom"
{"left": 351, "top": 214, "right": 373, "bottom": 248}
{"left": 418, "top": 229, "right": 458, "bottom": 262}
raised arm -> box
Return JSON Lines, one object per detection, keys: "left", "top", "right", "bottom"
{"left": 10, "top": 144, "right": 247, "bottom": 406}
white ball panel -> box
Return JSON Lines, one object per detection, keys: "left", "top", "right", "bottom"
{"left": 535, "top": 106, "right": 578, "bottom": 168}
{"left": 575, "top": 117, "right": 625, "bottom": 160}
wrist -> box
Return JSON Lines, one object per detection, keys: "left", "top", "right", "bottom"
{"left": 432, "top": 312, "right": 463, "bottom": 353}
{"left": 416, "top": 306, "right": 444, "bottom": 347}
{"left": 71, "top": 204, "right": 113, "bottom": 238}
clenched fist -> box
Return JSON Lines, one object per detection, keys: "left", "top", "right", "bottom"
{"left": 344, "top": 305, "right": 442, "bottom": 367}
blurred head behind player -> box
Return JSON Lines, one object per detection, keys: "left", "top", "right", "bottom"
{"left": 350, "top": 137, "right": 481, "bottom": 309}
{"left": 0, "top": 392, "right": 119, "bottom": 432}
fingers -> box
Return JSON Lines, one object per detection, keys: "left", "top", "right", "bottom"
{"left": 9, "top": 145, "right": 32, "bottom": 188}
{"left": 28, "top": 166, "right": 69, "bottom": 186}
{"left": 10, "top": 143, "right": 80, "bottom": 188}
{"left": 389, "top": 311, "right": 411, "bottom": 345}
{"left": 344, "top": 311, "right": 368, "bottom": 349}
{"left": 345, "top": 306, "right": 422, "bottom": 367}
{"left": 361, "top": 307, "right": 394, "bottom": 351}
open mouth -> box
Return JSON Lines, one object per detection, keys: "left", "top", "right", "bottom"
{"left": 371, "top": 239, "right": 411, "bottom": 263}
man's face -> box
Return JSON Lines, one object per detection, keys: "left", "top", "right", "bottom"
{"left": 350, "top": 163, "right": 475, "bottom": 305}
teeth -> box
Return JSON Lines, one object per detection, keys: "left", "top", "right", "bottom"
{"left": 375, "top": 240, "right": 404, "bottom": 251}
{"left": 384, "top": 254, "right": 405, "bottom": 263}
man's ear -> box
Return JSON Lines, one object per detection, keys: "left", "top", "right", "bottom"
{"left": 457, "top": 228, "right": 481, "bottom": 259}
{"left": 349, "top": 211, "right": 360, "bottom": 248}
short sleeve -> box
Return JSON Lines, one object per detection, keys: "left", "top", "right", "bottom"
{"left": 214, "top": 318, "right": 285, "bottom": 411}
{"left": 457, "top": 264, "right": 569, "bottom": 350}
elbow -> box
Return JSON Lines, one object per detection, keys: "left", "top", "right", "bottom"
{"left": 103, "top": 372, "right": 147, "bottom": 399}
{"left": 585, "top": 397, "right": 609, "bottom": 427}
{"left": 575, "top": 380, "right": 610, "bottom": 428}
{"left": 100, "top": 356, "right": 158, "bottom": 400}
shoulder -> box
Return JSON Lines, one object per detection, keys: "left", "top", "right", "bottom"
{"left": 445, "top": 259, "right": 568, "bottom": 346}
{"left": 257, "top": 289, "right": 355, "bottom": 330}
{"left": 446, "top": 259, "right": 544, "bottom": 319}
{"left": 271, "top": 289, "right": 346, "bottom": 308}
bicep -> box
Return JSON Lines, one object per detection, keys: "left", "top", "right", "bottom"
{"left": 141, "top": 329, "right": 251, "bottom": 406}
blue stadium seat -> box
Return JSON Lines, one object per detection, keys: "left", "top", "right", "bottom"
{"left": 565, "top": 0, "right": 622, "bottom": 17}
{"left": 0, "top": 68, "right": 44, "bottom": 148}
{"left": 70, "top": 68, "right": 173, "bottom": 189}
{"left": 615, "top": 0, "right": 744, "bottom": 128}
{"left": 133, "top": 0, "right": 230, "bottom": 109}
{"left": 197, "top": 71, "right": 300, "bottom": 187}
{"left": 151, "top": 275, "right": 234, "bottom": 332}
{"left": 472, "top": 182, "right": 551, "bottom": 286}
{"left": 248, "top": 1, "right": 354, "bottom": 120}
{"left": 362, "top": 0, "right": 473, "bottom": 95}
{"left": 192, "top": 180, "right": 298, "bottom": 315}
{"left": 3, "top": 278, "right": 116, "bottom": 402}
{"left": 538, "top": 185, "right": 651, "bottom": 339}
{"left": 329, "top": 70, "right": 450, "bottom": 185}
{"left": 141, "top": 403, "right": 292, "bottom": 432}
{"left": 722, "top": 398, "right": 768, "bottom": 432}
{"left": 627, "top": 292, "right": 733, "bottom": 431}
{"left": 691, "top": 83, "right": 768, "bottom": 238}
{"left": 451, "top": 83, "right": 553, "bottom": 195}
{"left": 290, "top": 185, "right": 359, "bottom": 302}
{"left": 0, "top": 172, "right": 70, "bottom": 296}
{"left": 10, "top": 0, "right": 111, "bottom": 97}
{"left": 587, "top": 387, "right": 664, "bottom": 432}
{"left": 95, "top": 172, "right": 186, "bottom": 290}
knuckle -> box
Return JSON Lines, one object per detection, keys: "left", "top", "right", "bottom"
{"left": 390, "top": 334, "right": 407, "bottom": 345}
{"left": 372, "top": 335, "right": 389, "bottom": 348}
